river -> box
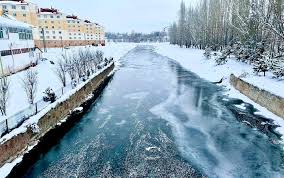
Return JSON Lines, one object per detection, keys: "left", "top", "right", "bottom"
{"left": 22, "top": 46, "right": 284, "bottom": 178}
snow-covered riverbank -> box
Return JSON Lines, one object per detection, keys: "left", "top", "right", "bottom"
{"left": 0, "top": 43, "right": 136, "bottom": 121}
{"left": 153, "top": 43, "right": 284, "bottom": 140}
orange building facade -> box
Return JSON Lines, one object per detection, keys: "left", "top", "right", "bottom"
{"left": 0, "top": 0, "right": 105, "bottom": 48}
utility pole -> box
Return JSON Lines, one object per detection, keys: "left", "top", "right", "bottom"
{"left": 60, "top": 36, "right": 63, "bottom": 51}
{"left": 41, "top": 28, "right": 47, "bottom": 52}
{"left": 84, "top": 33, "right": 87, "bottom": 47}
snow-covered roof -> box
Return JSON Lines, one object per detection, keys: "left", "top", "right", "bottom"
{"left": 0, "top": 1, "right": 28, "bottom": 5}
{"left": 0, "top": 16, "right": 31, "bottom": 29}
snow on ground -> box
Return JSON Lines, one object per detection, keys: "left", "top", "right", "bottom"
{"left": 153, "top": 43, "right": 284, "bottom": 140}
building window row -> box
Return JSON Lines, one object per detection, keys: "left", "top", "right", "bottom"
{"left": 39, "top": 15, "right": 61, "bottom": 19}
{"left": 1, "top": 5, "right": 26, "bottom": 10}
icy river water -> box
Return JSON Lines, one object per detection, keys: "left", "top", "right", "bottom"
{"left": 23, "top": 46, "right": 284, "bottom": 178}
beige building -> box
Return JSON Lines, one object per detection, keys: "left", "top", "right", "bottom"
{"left": 0, "top": 0, "right": 105, "bottom": 48}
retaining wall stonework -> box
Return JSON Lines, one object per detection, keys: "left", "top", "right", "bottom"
{"left": 230, "top": 74, "right": 284, "bottom": 119}
{"left": 0, "top": 63, "right": 114, "bottom": 167}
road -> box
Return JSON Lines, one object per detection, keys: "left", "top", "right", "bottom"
{"left": 23, "top": 46, "right": 284, "bottom": 178}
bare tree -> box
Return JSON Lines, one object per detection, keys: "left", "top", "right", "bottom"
{"left": 22, "top": 69, "right": 38, "bottom": 105}
{"left": 55, "top": 58, "right": 67, "bottom": 87}
{"left": 95, "top": 50, "right": 104, "bottom": 64}
{"left": 0, "top": 76, "right": 9, "bottom": 116}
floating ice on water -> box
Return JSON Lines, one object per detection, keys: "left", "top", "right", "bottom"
{"left": 115, "top": 120, "right": 127, "bottom": 126}
{"left": 123, "top": 92, "right": 149, "bottom": 100}
{"left": 99, "top": 115, "right": 112, "bottom": 129}
{"left": 145, "top": 146, "right": 160, "bottom": 152}
{"left": 98, "top": 108, "right": 109, "bottom": 114}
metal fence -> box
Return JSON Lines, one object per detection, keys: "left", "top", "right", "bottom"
{"left": 0, "top": 70, "right": 97, "bottom": 138}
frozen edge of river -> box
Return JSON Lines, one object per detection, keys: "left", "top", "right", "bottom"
{"left": 153, "top": 43, "right": 284, "bottom": 143}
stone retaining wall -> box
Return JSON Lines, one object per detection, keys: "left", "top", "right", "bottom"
{"left": 0, "top": 63, "right": 114, "bottom": 167}
{"left": 230, "top": 74, "right": 284, "bottom": 119}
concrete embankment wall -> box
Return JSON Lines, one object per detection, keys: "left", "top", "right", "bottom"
{"left": 230, "top": 74, "right": 284, "bottom": 119}
{"left": 0, "top": 63, "right": 114, "bottom": 167}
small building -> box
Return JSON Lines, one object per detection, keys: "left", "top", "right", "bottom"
{"left": 0, "top": 15, "right": 37, "bottom": 74}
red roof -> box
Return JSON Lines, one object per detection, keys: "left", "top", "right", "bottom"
{"left": 66, "top": 15, "right": 78, "bottom": 19}
{"left": 39, "top": 8, "right": 59, "bottom": 14}
{"left": 1, "top": 0, "right": 25, "bottom": 2}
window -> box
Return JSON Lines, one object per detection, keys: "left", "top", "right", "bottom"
{"left": 2, "top": 5, "right": 7, "bottom": 9}
{"left": 59, "top": 31, "right": 62, "bottom": 34}
{"left": 21, "top": 6, "right": 26, "bottom": 10}
{"left": 0, "top": 27, "right": 8, "bottom": 39}
{"left": 46, "top": 31, "right": 49, "bottom": 34}
{"left": 13, "top": 13, "right": 17, "bottom": 17}
{"left": 23, "top": 13, "right": 27, "bottom": 17}
{"left": 52, "top": 31, "right": 55, "bottom": 34}
{"left": 57, "top": 16, "right": 60, "bottom": 19}
{"left": 46, "top": 36, "right": 50, "bottom": 39}
{"left": 51, "top": 21, "right": 54, "bottom": 24}
{"left": 52, "top": 26, "right": 55, "bottom": 29}
{"left": 53, "top": 36, "right": 56, "bottom": 39}
{"left": 44, "top": 15, "right": 47, "bottom": 18}
{"left": 12, "top": 5, "right": 16, "bottom": 9}
{"left": 51, "top": 15, "right": 54, "bottom": 18}
{"left": 18, "top": 29, "right": 33, "bottom": 40}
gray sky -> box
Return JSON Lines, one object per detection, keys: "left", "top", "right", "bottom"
{"left": 29, "top": 0, "right": 194, "bottom": 33}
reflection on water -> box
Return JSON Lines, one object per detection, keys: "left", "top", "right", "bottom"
{"left": 23, "top": 46, "right": 284, "bottom": 178}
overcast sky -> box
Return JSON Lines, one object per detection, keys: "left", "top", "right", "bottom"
{"left": 29, "top": 0, "right": 195, "bottom": 33}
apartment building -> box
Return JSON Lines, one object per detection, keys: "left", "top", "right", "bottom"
{"left": 0, "top": 0, "right": 105, "bottom": 48}
{"left": 35, "top": 8, "right": 68, "bottom": 48}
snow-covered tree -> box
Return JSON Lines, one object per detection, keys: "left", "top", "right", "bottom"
{"left": 253, "top": 55, "right": 269, "bottom": 76}
{"left": 169, "top": 23, "right": 178, "bottom": 45}
{"left": 22, "top": 69, "right": 38, "bottom": 105}
{"left": 54, "top": 58, "right": 67, "bottom": 87}
{"left": 177, "top": 1, "right": 186, "bottom": 47}
{"left": 273, "top": 66, "right": 284, "bottom": 78}
{"left": 204, "top": 47, "right": 212, "bottom": 59}
{"left": 0, "top": 76, "right": 9, "bottom": 116}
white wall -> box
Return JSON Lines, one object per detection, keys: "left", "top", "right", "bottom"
{"left": 0, "top": 33, "right": 34, "bottom": 51}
